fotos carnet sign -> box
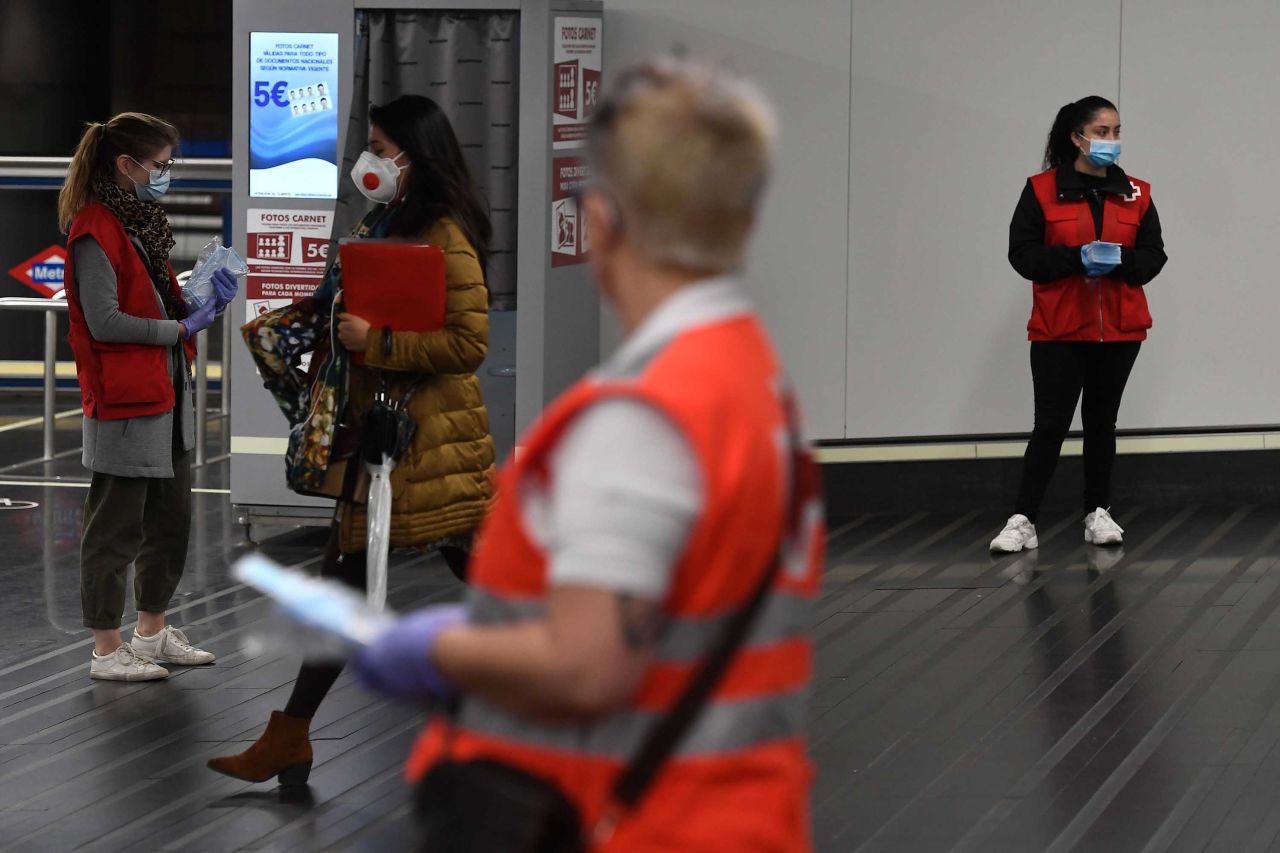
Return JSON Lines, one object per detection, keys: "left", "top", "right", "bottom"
{"left": 245, "top": 208, "right": 334, "bottom": 324}
{"left": 7, "top": 246, "right": 67, "bottom": 298}
{"left": 553, "top": 17, "right": 602, "bottom": 150}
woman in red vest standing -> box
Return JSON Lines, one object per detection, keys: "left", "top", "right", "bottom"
{"left": 58, "top": 114, "right": 237, "bottom": 681}
{"left": 990, "top": 97, "right": 1167, "bottom": 554}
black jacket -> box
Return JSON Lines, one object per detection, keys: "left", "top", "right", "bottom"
{"left": 1008, "top": 164, "right": 1167, "bottom": 286}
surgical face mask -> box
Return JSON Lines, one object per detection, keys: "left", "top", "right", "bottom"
{"left": 351, "top": 151, "right": 407, "bottom": 204}
{"left": 1077, "top": 133, "right": 1121, "bottom": 168}
{"left": 130, "top": 158, "right": 171, "bottom": 201}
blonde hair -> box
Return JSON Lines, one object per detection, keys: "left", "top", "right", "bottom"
{"left": 58, "top": 112, "right": 179, "bottom": 233}
{"left": 587, "top": 57, "right": 777, "bottom": 273}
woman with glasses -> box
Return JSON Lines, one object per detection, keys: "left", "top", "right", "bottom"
{"left": 58, "top": 113, "right": 238, "bottom": 681}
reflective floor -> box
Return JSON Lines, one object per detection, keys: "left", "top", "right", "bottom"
{"left": 814, "top": 506, "right": 1280, "bottom": 852}
{"left": 0, "top": 407, "right": 452, "bottom": 850}
{"left": 3, "top": 404, "right": 1280, "bottom": 850}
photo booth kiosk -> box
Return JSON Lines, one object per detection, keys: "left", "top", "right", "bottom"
{"left": 230, "top": 0, "right": 603, "bottom": 539}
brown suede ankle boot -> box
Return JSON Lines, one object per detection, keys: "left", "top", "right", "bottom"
{"left": 207, "top": 710, "right": 314, "bottom": 785}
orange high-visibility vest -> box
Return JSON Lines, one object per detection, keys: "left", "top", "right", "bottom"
{"left": 407, "top": 308, "right": 826, "bottom": 851}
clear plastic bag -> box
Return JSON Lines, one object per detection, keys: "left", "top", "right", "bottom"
{"left": 233, "top": 553, "right": 395, "bottom": 651}
{"left": 182, "top": 236, "right": 248, "bottom": 311}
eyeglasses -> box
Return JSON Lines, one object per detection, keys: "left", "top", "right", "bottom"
{"left": 131, "top": 156, "right": 176, "bottom": 177}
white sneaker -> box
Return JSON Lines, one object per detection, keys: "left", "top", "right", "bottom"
{"left": 131, "top": 625, "right": 216, "bottom": 666}
{"left": 990, "top": 514, "right": 1039, "bottom": 553}
{"left": 1085, "top": 507, "right": 1124, "bottom": 546}
{"left": 91, "top": 644, "right": 169, "bottom": 681}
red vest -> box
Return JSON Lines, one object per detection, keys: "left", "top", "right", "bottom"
{"left": 407, "top": 311, "right": 826, "bottom": 851}
{"left": 65, "top": 203, "right": 193, "bottom": 420}
{"left": 1027, "top": 169, "right": 1154, "bottom": 342}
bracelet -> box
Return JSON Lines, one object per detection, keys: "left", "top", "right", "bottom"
{"left": 382, "top": 326, "right": 392, "bottom": 357}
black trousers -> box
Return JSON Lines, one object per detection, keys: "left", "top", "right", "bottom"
{"left": 1014, "top": 341, "right": 1141, "bottom": 523}
{"left": 284, "top": 523, "right": 470, "bottom": 720}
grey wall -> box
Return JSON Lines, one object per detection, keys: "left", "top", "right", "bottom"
{"left": 604, "top": 1, "right": 1280, "bottom": 441}
{"left": 603, "top": 0, "right": 852, "bottom": 441}
{"left": 1116, "top": 0, "right": 1280, "bottom": 434}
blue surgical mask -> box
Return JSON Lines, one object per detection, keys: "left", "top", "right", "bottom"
{"left": 1077, "top": 134, "right": 1121, "bottom": 168}
{"left": 130, "top": 158, "right": 172, "bottom": 201}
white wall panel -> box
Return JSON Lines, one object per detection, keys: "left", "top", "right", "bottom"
{"left": 846, "top": 1, "right": 1121, "bottom": 439}
{"left": 1117, "top": 0, "right": 1280, "bottom": 431}
{"left": 603, "top": 1, "right": 852, "bottom": 439}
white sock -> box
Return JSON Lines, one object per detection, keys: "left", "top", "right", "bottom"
{"left": 135, "top": 628, "right": 162, "bottom": 641}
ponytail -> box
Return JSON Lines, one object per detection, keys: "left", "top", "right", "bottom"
{"left": 57, "top": 113, "right": 180, "bottom": 233}
{"left": 1042, "top": 95, "right": 1117, "bottom": 171}
{"left": 58, "top": 123, "right": 105, "bottom": 234}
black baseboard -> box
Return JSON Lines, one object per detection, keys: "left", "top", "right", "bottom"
{"left": 821, "top": 450, "right": 1280, "bottom": 516}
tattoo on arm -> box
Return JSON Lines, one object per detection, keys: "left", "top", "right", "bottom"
{"left": 617, "top": 594, "right": 665, "bottom": 651}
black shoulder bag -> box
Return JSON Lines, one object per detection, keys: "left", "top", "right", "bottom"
{"left": 414, "top": 422, "right": 803, "bottom": 853}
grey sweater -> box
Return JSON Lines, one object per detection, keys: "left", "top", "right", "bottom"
{"left": 71, "top": 236, "right": 195, "bottom": 478}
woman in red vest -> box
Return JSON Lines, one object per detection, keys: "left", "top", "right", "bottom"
{"left": 353, "top": 59, "right": 825, "bottom": 851}
{"left": 58, "top": 114, "right": 237, "bottom": 681}
{"left": 990, "top": 97, "right": 1167, "bottom": 555}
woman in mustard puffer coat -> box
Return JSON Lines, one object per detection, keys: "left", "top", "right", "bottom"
{"left": 211, "top": 95, "right": 495, "bottom": 787}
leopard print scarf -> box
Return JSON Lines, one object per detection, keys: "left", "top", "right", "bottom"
{"left": 93, "top": 175, "right": 186, "bottom": 320}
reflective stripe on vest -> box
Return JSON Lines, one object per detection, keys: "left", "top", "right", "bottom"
{"left": 458, "top": 685, "right": 809, "bottom": 761}
{"left": 468, "top": 586, "right": 812, "bottom": 664}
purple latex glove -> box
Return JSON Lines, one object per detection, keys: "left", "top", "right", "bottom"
{"left": 179, "top": 298, "right": 217, "bottom": 339}
{"left": 355, "top": 604, "right": 468, "bottom": 701}
{"left": 212, "top": 267, "right": 239, "bottom": 312}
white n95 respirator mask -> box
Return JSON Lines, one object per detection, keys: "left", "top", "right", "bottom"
{"left": 350, "top": 151, "right": 407, "bottom": 204}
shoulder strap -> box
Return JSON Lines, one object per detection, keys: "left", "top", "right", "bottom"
{"left": 596, "top": 405, "right": 804, "bottom": 841}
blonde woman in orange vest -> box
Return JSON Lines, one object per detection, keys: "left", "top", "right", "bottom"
{"left": 59, "top": 114, "right": 236, "bottom": 681}
{"left": 355, "top": 59, "right": 825, "bottom": 851}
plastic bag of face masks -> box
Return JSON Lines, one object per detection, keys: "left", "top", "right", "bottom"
{"left": 182, "top": 236, "right": 248, "bottom": 312}
{"left": 233, "top": 553, "right": 395, "bottom": 656}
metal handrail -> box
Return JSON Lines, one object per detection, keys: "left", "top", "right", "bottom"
{"left": 0, "top": 297, "right": 67, "bottom": 460}
{"left": 0, "top": 156, "right": 232, "bottom": 191}
{"left": 0, "top": 295, "right": 226, "bottom": 465}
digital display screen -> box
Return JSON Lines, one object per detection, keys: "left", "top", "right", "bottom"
{"left": 249, "top": 32, "right": 339, "bottom": 199}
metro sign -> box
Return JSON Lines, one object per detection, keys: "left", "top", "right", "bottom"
{"left": 7, "top": 246, "right": 67, "bottom": 298}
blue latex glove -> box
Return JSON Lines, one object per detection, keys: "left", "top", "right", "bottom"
{"left": 212, "top": 268, "right": 239, "bottom": 313}
{"left": 179, "top": 298, "right": 217, "bottom": 339}
{"left": 1081, "top": 241, "right": 1122, "bottom": 277}
{"left": 355, "top": 604, "right": 468, "bottom": 701}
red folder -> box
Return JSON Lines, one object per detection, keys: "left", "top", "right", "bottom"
{"left": 338, "top": 240, "right": 446, "bottom": 365}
